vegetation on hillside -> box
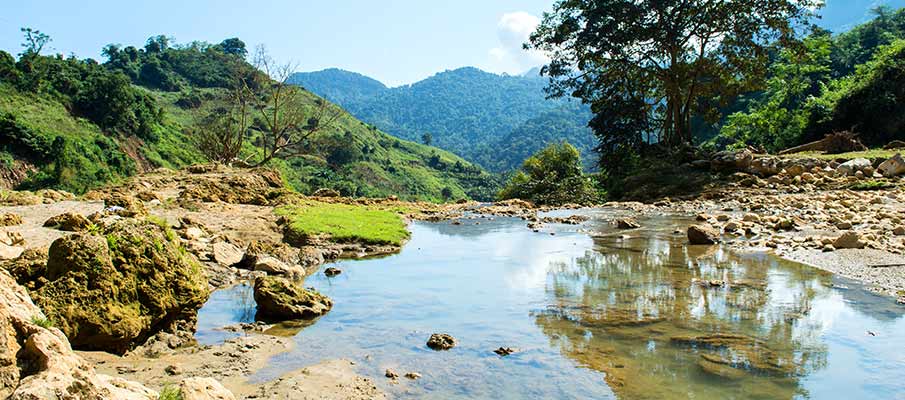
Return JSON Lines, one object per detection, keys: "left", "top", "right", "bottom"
{"left": 498, "top": 142, "right": 600, "bottom": 206}
{"left": 289, "top": 67, "right": 597, "bottom": 172}
{"left": 0, "top": 31, "right": 499, "bottom": 201}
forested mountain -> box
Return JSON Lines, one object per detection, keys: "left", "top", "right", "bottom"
{"left": 0, "top": 34, "right": 498, "bottom": 201}
{"left": 288, "top": 68, "right": 387, "bottom": 108}
{"left": 289, "top": 66, "right": 596, "bottom": 172}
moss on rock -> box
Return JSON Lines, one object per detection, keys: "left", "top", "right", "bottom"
{"left": 30, "top": 219, "right": 209, "bottom": 354}
{"left": 253, "top": 276, "right": 332, "bottom": 322}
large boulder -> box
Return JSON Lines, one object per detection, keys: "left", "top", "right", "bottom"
{"left": 711, "top": 149, "right": 754, "bottom": 171}
{"left": 833, "top": 232, "right": 866, "bottom": 249}
{"left": 0, "top": 270, "right": 157, "bottom": 399}
{"left": 31, "top": 219, "right": 209, "bottom": 354}
{"left": 836, "top": 158, "right": 871, "bottom": 176}
{"left": 253, "top": 276, "right": 332, "bottom": 322}
{"left": 687, "top": 225, "right": 720, "bottom": 245}
{"left": 878, "top": 153, "right": 905, "bottom": 177}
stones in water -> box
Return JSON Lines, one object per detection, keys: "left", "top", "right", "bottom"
{"left": 687, "top": 225, "right": 720, "bottom": 245}
{"left": 252, "top": 276, "right": 332, "bottom": 322}
{"left": 615, "top": 217, "right": 640, "bottom": 229}
{"left": 670, "top": 333, "right": 800, "bottom": 377}
{"left": 426, "top": 333, "right": 457, "bottom": 351}
{"left": 28, "top": 219, "right": 209, "bottom": 354}
{"left": 404, "top": 372, "right": 421, "bottom": 380}
{"left": 384, "top": 369, "right": 399, "bottom": 379}
{"left": 493, "top": 347, "right": 517, "bottom": 356}
{"left": 324, "top": 267, "right": 342, "bottom": 277}
{"left": 42, "top": 212, "right": 91, "bottom": 232}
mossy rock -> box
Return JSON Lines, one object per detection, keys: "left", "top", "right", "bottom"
{"left": 253, "top": 276, "right": 332, "bottom": 322}
{"left": 42, "top": 212, "right": 91, "bottom": 232}
{"left": 31, "top": 219, "right": 209, "bottom": 354}
{"left": 0, "top": 213, "right": 23, "bottom": 227}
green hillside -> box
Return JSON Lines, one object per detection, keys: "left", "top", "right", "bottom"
{"left": 289, "top": 67, "right": 597, "bottom": 172}
{"left": 0, "top": 35, "right": 498, "bottom": 201}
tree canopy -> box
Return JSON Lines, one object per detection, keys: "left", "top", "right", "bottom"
{"left": 498, "top": 142, "right": 599, "bottom": 206}
{"left": 529, "top": 0, "right": 821, "bottom": 175}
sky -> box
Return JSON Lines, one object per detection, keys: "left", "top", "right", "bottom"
{"left": 3, "top": 0, "right": 905, "bottom": 87}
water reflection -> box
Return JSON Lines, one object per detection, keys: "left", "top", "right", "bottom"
{"left": 535, "top": 218, "right": 905, "bottom": 399}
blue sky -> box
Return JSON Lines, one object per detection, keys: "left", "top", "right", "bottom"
{"left": 3, "top": 0, "right": 905, "bottom": 86}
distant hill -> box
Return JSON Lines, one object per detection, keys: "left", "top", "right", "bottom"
{"left": 0, "top": 38, "right": 498, "bottom": 201}
{"left": 289, "top": 67, "right": 597, "bottom": 172}
{"left": 288, "top": 68, "right": 387, "bottom": 108}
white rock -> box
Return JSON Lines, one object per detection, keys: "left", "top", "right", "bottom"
{"left": 179, "top": 377, "right": 236, "bottom": 400}
{"left": 212, "top": 242, "right": 243, "bottom": 266}
{"left": 878, "top": 153, "right": 905, "bottom": 177}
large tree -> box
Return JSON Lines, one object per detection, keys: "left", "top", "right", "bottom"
{"left": 529, "top": 0, "right": 821, "bottom": 172}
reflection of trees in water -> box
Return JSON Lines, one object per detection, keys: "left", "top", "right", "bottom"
{"left": 535, "top": 233, "right": 831, "bottom": 399}
{"left": 230, "top": 283, "right": 256, "bottom": 323}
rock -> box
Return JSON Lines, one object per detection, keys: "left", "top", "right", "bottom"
{"left": 836, "top": 222, "right": 853, "bottom": 230}
{"left": 404, "top": 372, "right": 421, "bottom": 380}
{"left": 211, "top": 242, "right": 243, "bottom": 266}
{"left": 724, "top": 221, "right": 741, "bottom": 233}
{"left": 894, "top": 226, "right": 905, "bottom": 236}
{"left": 312, "top": 188, "right": 341, "bottom": 197}
{"left": 165, "top": 364, "right": 183, "bottom": 376}
{"left": 711, "top": 149, "right": 753, "bottom": 171}
{"left": 716, "top": 214, "right": 730, "bottom": 222}
{"left": 184, "top": 226, "right": 205, "bottom": 240}
{"left": 0, "top": 243, "right": 24, "bottom": 261}
{"left": 135, "top": 191, "right": 160, "bottom": 202}
{"left": 384, "top": 369, "right": 398, "bottom": 379}
{"left": 0, "top": 269, "right": 157, "bottom": 399}
{"left": 105, "top": 194, "right": 148, "bottom": 217}
{"left": 836, "top": 158, "right": 871, "bottom": 176}
{"left": 324, "top": 267, "right": 342, "bottom": 277}
{"left": 253, "top": 256, "right": 305, "bottom": 278}
{"left": 834, "top": 232, "right": 866, "bottom": 249}
{"left": 0, "top": 213, "right": 22, "bottom": 227}
{"left": 878, "top": 153, "right": 905, "bottom": 177}
{"left": 32, "top": 219, "right": 209, "bottom": 354}
{"left": 178, "top": 168, "right": 289, "bottom": 206}
{"left": 178, "top": 377, "right": 236, "bottom": 400}
{"left": 253, "top": 276, "right": 332, "bottom": 321}
{"left": 42, "top": 212, "right": 91, "bottom": 232}
{"left": 238, "top": 240, "right": 301, "bottom": 270}
{"left": 493, "top": 347, "right": 517, "bottom": 356}
{"left": 687, "top": 225, "right": 720, "bottom": 245}
{"left": 426, "top": 333, "right": 456, "bottom": 351}
{"left": 615, "top": 217, "right": 640, "bottom": 229}
{"left": 742, "top": 213, "right": 761, "bottom": 223}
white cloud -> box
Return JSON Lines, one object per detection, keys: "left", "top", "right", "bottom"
{"left": 487, "top": 11, "right": 549, "bottom": 75}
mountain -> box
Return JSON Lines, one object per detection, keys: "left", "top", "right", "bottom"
{"left": 288, "top": 68, "right": 387, "bottom": 108}
{"left": 289, "top": 67, "right": 597, "bottom": 172}
{"left": 0, "top": 38, "right": 498, "bottom": 201}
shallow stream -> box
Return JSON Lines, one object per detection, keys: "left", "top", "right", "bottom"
{"left": 196, "top": 210, "right": 905, "bottom": 399}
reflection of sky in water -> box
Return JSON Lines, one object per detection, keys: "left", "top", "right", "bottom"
{"left": 196, "top": 212, "right": 905, "bottom": 400}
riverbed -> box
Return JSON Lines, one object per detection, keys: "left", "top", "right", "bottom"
{"left": 196, "top": 210, "right": 905, "bottom": 399}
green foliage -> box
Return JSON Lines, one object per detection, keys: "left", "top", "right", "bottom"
{"left": 530, "top": 0, "right": 820, "bottom": 176}
{"left": 849, "top": 180, "right": 895, "bottom": 191}
{"left": 275, "top": 201, "right": 410, "bottom": 246}
{"left": 31, "top": 315, "right": 53, "bottom": 329}
{"left": 498, "top": 142, "right": 599, "bottom": 206}
{"left": 290, "top": 67, "right": 597, "bottom": 172}
{"left": 158, "top": 386, "right": 183, "bottom": 400}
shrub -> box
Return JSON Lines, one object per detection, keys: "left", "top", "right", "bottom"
{"left": 498, "top": 142, "right": 600, "bottom": 205}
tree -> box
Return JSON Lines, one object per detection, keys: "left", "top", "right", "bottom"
{"left": 190, "top": 84, "right": 253, "bottom": 163}
{"left": 529, "top": 0, "right": 820, "bottom": 172}
{"left": 421, "top": 132, "right": 432, "bottom": 146}
{"left": 498, "top": 142, "right": 599, "bottom": 205}
{"left": 20, "top": 28, "right": 50, "bottom": 57}
{"left": 247, "top": 46, "right": 343, "bottom": 166}
{"left": 218, "top": 38, "right": 248, "bottom": 57}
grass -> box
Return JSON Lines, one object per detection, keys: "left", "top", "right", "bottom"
{"left": 157, "top": 385, "right": 182, "bottom": 400}
{"left": 849, "top": 180, "right": 896, "bottom": 191}
{"left": 31, "top": 316, "right": 53, "bottom": 329}
{"left": 275, "top": 201, "right": 410, "bottom": 246}
{"left": 781, "top": 149, "right": 900, "bottom": 160}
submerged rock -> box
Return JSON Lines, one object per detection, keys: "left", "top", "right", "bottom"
{"left": 687, "top": 225, "right": 720, "bottom": 245}
{"left": 324, "top": 267, "right": 342, "bottom": 277}
{"left": 253, "top": 276, "right": 332, "bottom": 321}
{"left": 426, "top": 333, "right": 457, "bottom": 351}
{"left": 615, "top": 217, "right": 641, "bottom": 229}
{"left": 493, "top": 347, "right": 517, "bottom": 356}
{"left": 30, "top": 219, "right": 209, "bottom": 354}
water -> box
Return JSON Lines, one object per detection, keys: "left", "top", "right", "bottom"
{"left": 196, "top": 210, "right": 905, "bottom": 399}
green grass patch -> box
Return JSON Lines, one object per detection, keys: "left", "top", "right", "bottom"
{"left": 31, "top": 315, "right": 53, "bottom": 329}
{"left": 275, "top": 201, "right": 410, "bottom": 246}
{"left": 158, "top": 385, "right": 182, "bottom": 400}
{"left": 849, "top": 180, "right": 895, "bottom": 191}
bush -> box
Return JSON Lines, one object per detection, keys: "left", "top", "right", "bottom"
{"left": 498, "top": 142, "right": 600, "bottom": 205}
